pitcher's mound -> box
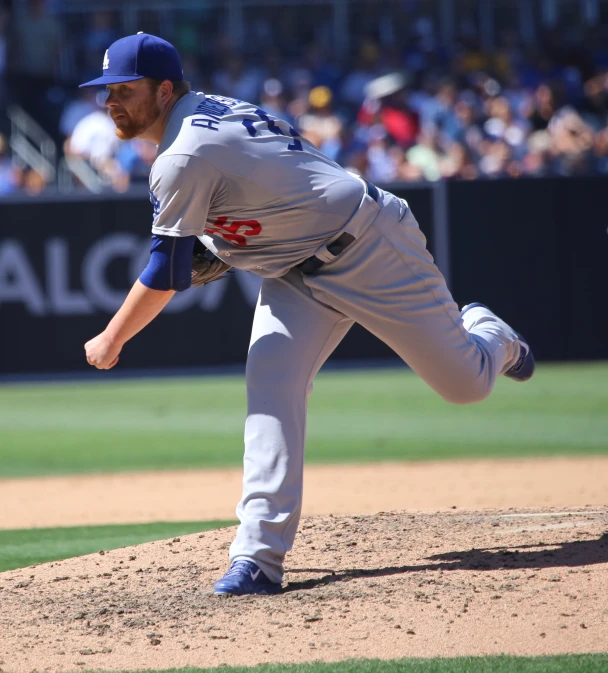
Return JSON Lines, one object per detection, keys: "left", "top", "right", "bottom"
{"left": 1, "top": 507, "right": 607, "bottom": 672}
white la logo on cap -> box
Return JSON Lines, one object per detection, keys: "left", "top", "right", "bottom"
{"left": 102, "top": 50, "right": 110, "bottom": 70}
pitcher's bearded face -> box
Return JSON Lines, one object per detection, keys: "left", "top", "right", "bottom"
{"left": 105, "top": 80, "right": 162, "bottom": 140}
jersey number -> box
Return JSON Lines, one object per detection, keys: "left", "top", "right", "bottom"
{"left": 207, "top": 216, "right": 262, "bottom": 247}
{"left": 242, "top": 108, "right": 303, "bottom": 151}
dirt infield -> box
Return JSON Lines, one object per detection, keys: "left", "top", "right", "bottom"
{"left": 1, "top": 456, "right": 607, "bottom": 529}
{"left": 1, "top": 457, "right": 607, "bottom": 672}
{"left": 1, "top": 508, "right": 607, "bottom": 672}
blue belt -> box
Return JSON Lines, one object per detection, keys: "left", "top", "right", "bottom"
{"left": 297, "top": 180, "right": 379, "bottom": 275}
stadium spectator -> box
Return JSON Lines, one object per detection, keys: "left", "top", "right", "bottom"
{"left": 115, "top": 139, "right": 157, "bottom": 183}
{"left": 64, "top": 105, "right": 127, "bottom": 191}
{"left": 548, "top": 106, "right": 595, "bottom": 176}
{"left": 59, "top": 89, "right": 99, "bottom": 139}
{"left": 405, "top": 128, "right": 442, "bottom": 181}
{"left": 478, "top": 139, "right": 520, "bottom": 179}
{"left": 440, "top": 142, "right": 479, "bottom": 180}
{"left": 0, "top": 5, "right": 608, "bottom": 194}
{"left": 21, "top": 167, "right": 48, "bottom": 195}
{"left": 365, "top": 124, "right": 401, "bottom": 183}
{"left": 444, "top": 96, "right": 484, "bottom": 148}
{"left": 358, "top": 73, "right": 420, "bottom": 149}
{"left": 259, "top": 78, "right": 295, "bottom": 127}
{"left": 483, "top": 96, "right": 530, "bottom": 152}
{"left": 297, "top": 86, "right": 343, "bottom": 161}
{"left": 416, "top": 77, "right": 459, "bottom": 133}
{"left": 521, "top": 130, "right": 552, "bottom": 177}
{"left": 526, "top": 83, "right": 562, "bottom": 131}
{"left": 581, "top": 71, "right": 608, "bottom": 128}
{"left": 66, "top": 107, "right": 120, "bottom": 167}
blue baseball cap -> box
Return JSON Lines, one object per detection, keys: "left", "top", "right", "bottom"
{"left": 79, "top": 33, "right": 183, "bottom": 88}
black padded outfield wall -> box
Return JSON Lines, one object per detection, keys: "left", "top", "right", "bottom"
{"left": 446, "top": 177, "right": 608, "bottom": 362}
{"left": 0, "top": 178, "right": 606, "bottom": 376}
{"left": 0, "top": 188, "right": 431, "bottom": 374}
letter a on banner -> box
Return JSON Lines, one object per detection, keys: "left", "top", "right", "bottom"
{"left": 0, "top": 241, "right": 46, "bottom": 315}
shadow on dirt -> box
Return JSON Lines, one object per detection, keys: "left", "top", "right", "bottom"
{"left": 284, "top": 533, "right": 608, "bottom": 592}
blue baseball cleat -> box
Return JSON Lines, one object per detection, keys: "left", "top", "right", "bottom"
{"left": 461, "top": 303, "right": 535, "bottom": 382}
{"left": 214, "top": 560, "right": 282, "bottom": 596}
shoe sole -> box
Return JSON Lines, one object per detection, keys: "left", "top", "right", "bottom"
{"left": 214, "top": 588, "right": 281, "bottom": 596}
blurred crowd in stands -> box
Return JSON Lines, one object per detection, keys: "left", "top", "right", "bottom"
{"left": 0, "top": 1, "right": 607, "bottom": 195}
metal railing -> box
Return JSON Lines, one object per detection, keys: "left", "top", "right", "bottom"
{"left": 7, "top": 105, "right": 57, "bottom": 184}
{"left": 58, "top": 155, "right": 111, "bottom": 194}
{"left": 6, "top": 105, "right": 115, "bottom": 193}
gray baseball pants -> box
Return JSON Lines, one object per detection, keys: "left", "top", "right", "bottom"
{"left": 229, "top": 188, "right": 522, "bottom": 583}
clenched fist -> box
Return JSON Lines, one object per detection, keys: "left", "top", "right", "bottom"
{"left": 85, "top": 332, "right": 122, "bottom": 370}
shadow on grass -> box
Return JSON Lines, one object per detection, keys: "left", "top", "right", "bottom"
{"left": 284, "top": 533, "right": 608, "bottom": 592}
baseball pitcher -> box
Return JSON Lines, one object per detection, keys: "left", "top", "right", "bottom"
{"left": 82, "top": 34, "right": 535, "bottom": 595}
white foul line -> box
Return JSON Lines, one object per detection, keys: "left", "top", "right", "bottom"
{"left": 491, "top": 511, "right": 606, "bottom": 519}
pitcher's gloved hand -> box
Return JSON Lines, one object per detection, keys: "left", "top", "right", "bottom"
{"left": 191, "top": 245, "right": 232, "bottom": 287}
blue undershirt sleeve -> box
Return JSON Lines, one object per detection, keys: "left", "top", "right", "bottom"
{"left": 139, "top": 234, "right": 196, "bottom": 292}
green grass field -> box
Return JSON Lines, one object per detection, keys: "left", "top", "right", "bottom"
{"left": 77, "top": 654, "right": 608, "bottom": 673}
{"left": 0, "top": 363, "right": 607, "bottom": 478}
{"left": 0, "top": 521, "right": 236, "bottom": 572}
{"left": 1, "top": 364, "right": 606, "bottom": 671}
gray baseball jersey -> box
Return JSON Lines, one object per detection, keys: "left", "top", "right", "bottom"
{"left": 148, "top": 90, "right": 526, "bottom": 591}
{"left": 150, "top": 91, "right": 366, "bottom": 277}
